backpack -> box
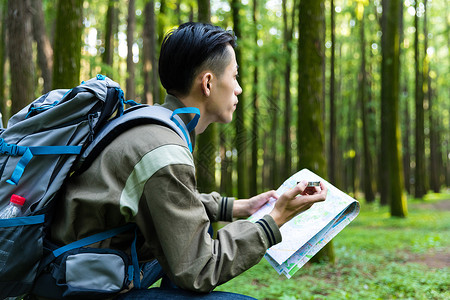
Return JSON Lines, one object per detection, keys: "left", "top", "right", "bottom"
{"left": 0, "top": 75, "right": 199, "bottom": 298}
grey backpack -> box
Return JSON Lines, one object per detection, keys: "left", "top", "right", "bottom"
{"left": 0, "top": 75, "right": 199, "bottom": 298}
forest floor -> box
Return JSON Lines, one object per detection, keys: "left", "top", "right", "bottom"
{"left": 405, "top": 199, "right": 450, "bottom": 268}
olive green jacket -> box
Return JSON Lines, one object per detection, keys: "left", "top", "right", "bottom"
{"left": 51, "top": 94, "right": 281, "bottom": 292}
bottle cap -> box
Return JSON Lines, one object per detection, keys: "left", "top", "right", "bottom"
{"left": 10, "top": 194, "right": 26, "bottom": 206}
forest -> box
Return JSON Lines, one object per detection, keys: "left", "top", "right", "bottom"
{"left": 0, "top": 0, "right": 449, "bottom": 297}
{"left": 1, "top": 1, "right": 449, "bottom": 217}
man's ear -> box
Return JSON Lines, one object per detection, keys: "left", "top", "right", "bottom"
{"left": 201, "top": 72, "right": 213, "bottom": 97}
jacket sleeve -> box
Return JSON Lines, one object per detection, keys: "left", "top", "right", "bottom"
{"left": 138, "top": 144, "right": 281, "bottom": 292}
{"left": 197, "top": 192, "right": 234, "bottom": 222}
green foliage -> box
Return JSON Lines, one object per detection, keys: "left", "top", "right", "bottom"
{"left": 216, "top": 195, "right": 450, "bottom": 299}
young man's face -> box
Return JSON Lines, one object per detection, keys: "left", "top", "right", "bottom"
{"left": 206, "top": 45, "right": 242, "bottom": 124}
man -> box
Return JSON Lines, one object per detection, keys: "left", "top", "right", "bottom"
{"left": 42, "top": 22, "right": 327, "bottom": 299}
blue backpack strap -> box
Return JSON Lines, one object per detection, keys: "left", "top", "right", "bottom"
{"left": 0, "top": 139, "right": 82, "bottom": 185}
{"left": 52, "top": 223, "right": 135, "bottom": 257}
{"left": 170, "top": 107, "right": 200, "bottom": 152}
{"left": 77, "top": 105, "right": 199, "bottom": 174}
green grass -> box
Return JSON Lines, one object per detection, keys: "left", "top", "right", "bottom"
{"left": 216, "top": 191, "right": 450, "bottom": 299}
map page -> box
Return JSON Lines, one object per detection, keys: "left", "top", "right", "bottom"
{"left": 248, "top": 169, "right": 360, "bottom": 278}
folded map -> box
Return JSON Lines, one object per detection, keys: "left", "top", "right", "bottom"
{"left": 248, "top": 169, "right": 360, "bottom": 278}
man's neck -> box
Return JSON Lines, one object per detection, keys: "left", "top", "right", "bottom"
{"left": 178, "top": 94, "right": 210, "bottom": 134}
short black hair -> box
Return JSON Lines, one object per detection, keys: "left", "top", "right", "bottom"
{"left": 159, "top": 22, "right": 237, "bottom": 97}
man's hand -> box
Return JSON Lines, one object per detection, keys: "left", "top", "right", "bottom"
{"left": 269, "top": 181, "right": 327, "bottom": 227}
{"left": 233, "top": 190, "right": 278, "bottom": 218}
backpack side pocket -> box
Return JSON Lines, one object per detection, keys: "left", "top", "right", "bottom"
{"left": 0, "top": 214, "right": 45, "bottom": 298}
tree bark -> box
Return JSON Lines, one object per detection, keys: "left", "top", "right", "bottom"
{"left": 328, "top": 0, "right": 337, "bottom": 186}
{"left": 297, "top": 0, "right": 334, "bottom": 263}
{"left": 102, "top": 0, "right": 117, "bottom": 77}
{"left": 198, "top": 0, "right": 210, "bottom": 22}
{"left": 414, "top": 0, "right": 426, "bottom": 198}
{"left": 424, "top": 0, "right": 439, "bottom": 192}
{"left": 250, "top": 0, "right": 259, "bottom": 195}
{"left": 52, "top": 0, "right": 83, "bottom": 89}
{"left": 8, "top": 0, "right": 34, "bottom": 114}
{"left": 196, "top": 0, "right": 217, "bottom": 193}
{"left": 381, "top": 0, "right": 407, "bottom": 217}
{"left": 31, "top": 0, "right": 53, "bottom": 93}
{"left": 231, "top": 0, "right": 249, "bottom": 198}
{"left": 358, "top": 5, "right": 375, "bottom": 203}
{"left": 142, "top": 0, "right": 158, "bottom": 105}
{"left": 282, "top": 0, "right": 296, "bottom": 181}
{"left": 0, "top": 0, "right": 8, "bottom": 126}
{"left": 126, "top": 0, "right": 136, "bottom": 101}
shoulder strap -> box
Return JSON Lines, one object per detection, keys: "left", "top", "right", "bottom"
{"left": 75, "top": 105, "right": 200, "bottom": 174}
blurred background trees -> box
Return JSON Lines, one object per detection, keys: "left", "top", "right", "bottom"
{"left": 0, "top": 0, "right": 448, "bottom": 225}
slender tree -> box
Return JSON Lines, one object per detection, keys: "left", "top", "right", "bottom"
{"left": 8, "top": 0, "right": 34, "bottom": 114}
{"left": 357, "top": 2, "right": 375, "bottom": 202}
{"left": 196, "top": 0, "right": 217, "bottom": 193}
{"left": 380, "top": 0, "right": 407, "bottom": 217}
{"left": 0, "top": 0, "right": 8, "bottom": 126}
{"left": 31, "top": 0, "right": 53, "bottom": 93}
{"left": 414, "top": 0, "right": 426, "bottom": 198}
{"left": 402, "top": 71, "right": 412, "bottom": 194}
{"left": 198, "top": 0, "right": 210, "bottom": 22}
{"left": 422, "top": 0, "right": 438, "bottom": 192}
{"left": 297, "top": 0, "right": 334, "bottom": 263}
{"left": 399, "top": 0, "right": 411, "bottom": 195}
{"left": 231, "top": 0, "right": 249, "bottom": 198}
{"left": 52, "top": 0, "right": 83, "bottom": 89}
{"left": 102, "top": 0, "right": 117, "bottom": 77}
{"left": 142, "top": 0, "right": 158, "bottom": 105}
{"left": 157, "top": 0, "right": 167, "bottom": 104}
{"left": 328, "top": 0, "right": 337, "bottom": 186}
{"left": 282, "top": 0, "right": 296, "bottom": 181}
{"left": 126, "top": 0, "right": 136, "bottom": 101}
{"left": 219, "top": 127, "right": 233, "bottom": 196}
{"left": 250, "top": 0, "right": 259, "bottom": 195}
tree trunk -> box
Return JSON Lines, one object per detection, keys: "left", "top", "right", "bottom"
{"left": 198, "top": 0, "right": 210, "bottom": 22}
{"left": 8, "top": 0, "right": 34, "bottom": 114}
{"left": 269, "top": 74, "right": 281, "bottom": 188}
{"left": 102, "top": 0, "right": 117, "bottom": 77}
{"left": 0, "top": 0, "right": 8, "bottom": 126}
{"left": 381, "top": 0, "right": 407, "bottom": 217}
{"left": 282, "top": 0, "right": 295, "bottom": 180}
{"left": 379, "top": 0, "right": 389, "bottom": 205}
{"left": 157, "top": 0, "right": 167, "bottom": 104}
{"left": 220, "top": 128, "right": 233, "bottom": 196}
{"left": 196, "top": 0, "right": 217, "bottom": 193}
{"left": 402, "top": 74, "right": 412, "bottom": 194}
{"left": 126, "top": 0, "right": 136, "bottom": 101}
{"left": 297, "top": 0, "right": 334, "bottom": 263}
{"left": 424, "top": 0, "right": 439, "bottom": 192}
{"left": 358, "top": 6, "right": 375, "bottom": 203}
{"left": 414, "top": 0, "right": 426, "bottom": 198}
{"left": 328, "top": 0, "right": 337, "bottom": 186}
{"left": 231, "top": 0, "right": 249, "bottom": 198}
{"left": 142, "top": 0, "right": 158, "bottom": 105}
{"left": 31, "top": 0, "right": 53, "bottom": 93}
{"left": 250, "top": 0, "right": 259, "bottom": 196}
{"left": 52, "top": 0, "right": 83, "bottom": 89}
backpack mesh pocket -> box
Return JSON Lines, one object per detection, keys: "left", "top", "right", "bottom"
{"left": 0, "top": 215, "right": 45, "bottom": 298}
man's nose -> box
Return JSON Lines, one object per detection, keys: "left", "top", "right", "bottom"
{"left": 235, "top": 82, "right": 243, "bottom": 95}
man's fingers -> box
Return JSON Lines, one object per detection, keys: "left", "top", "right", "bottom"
{"left": 284, "top": 180, "right": 307, "bottom": 198}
